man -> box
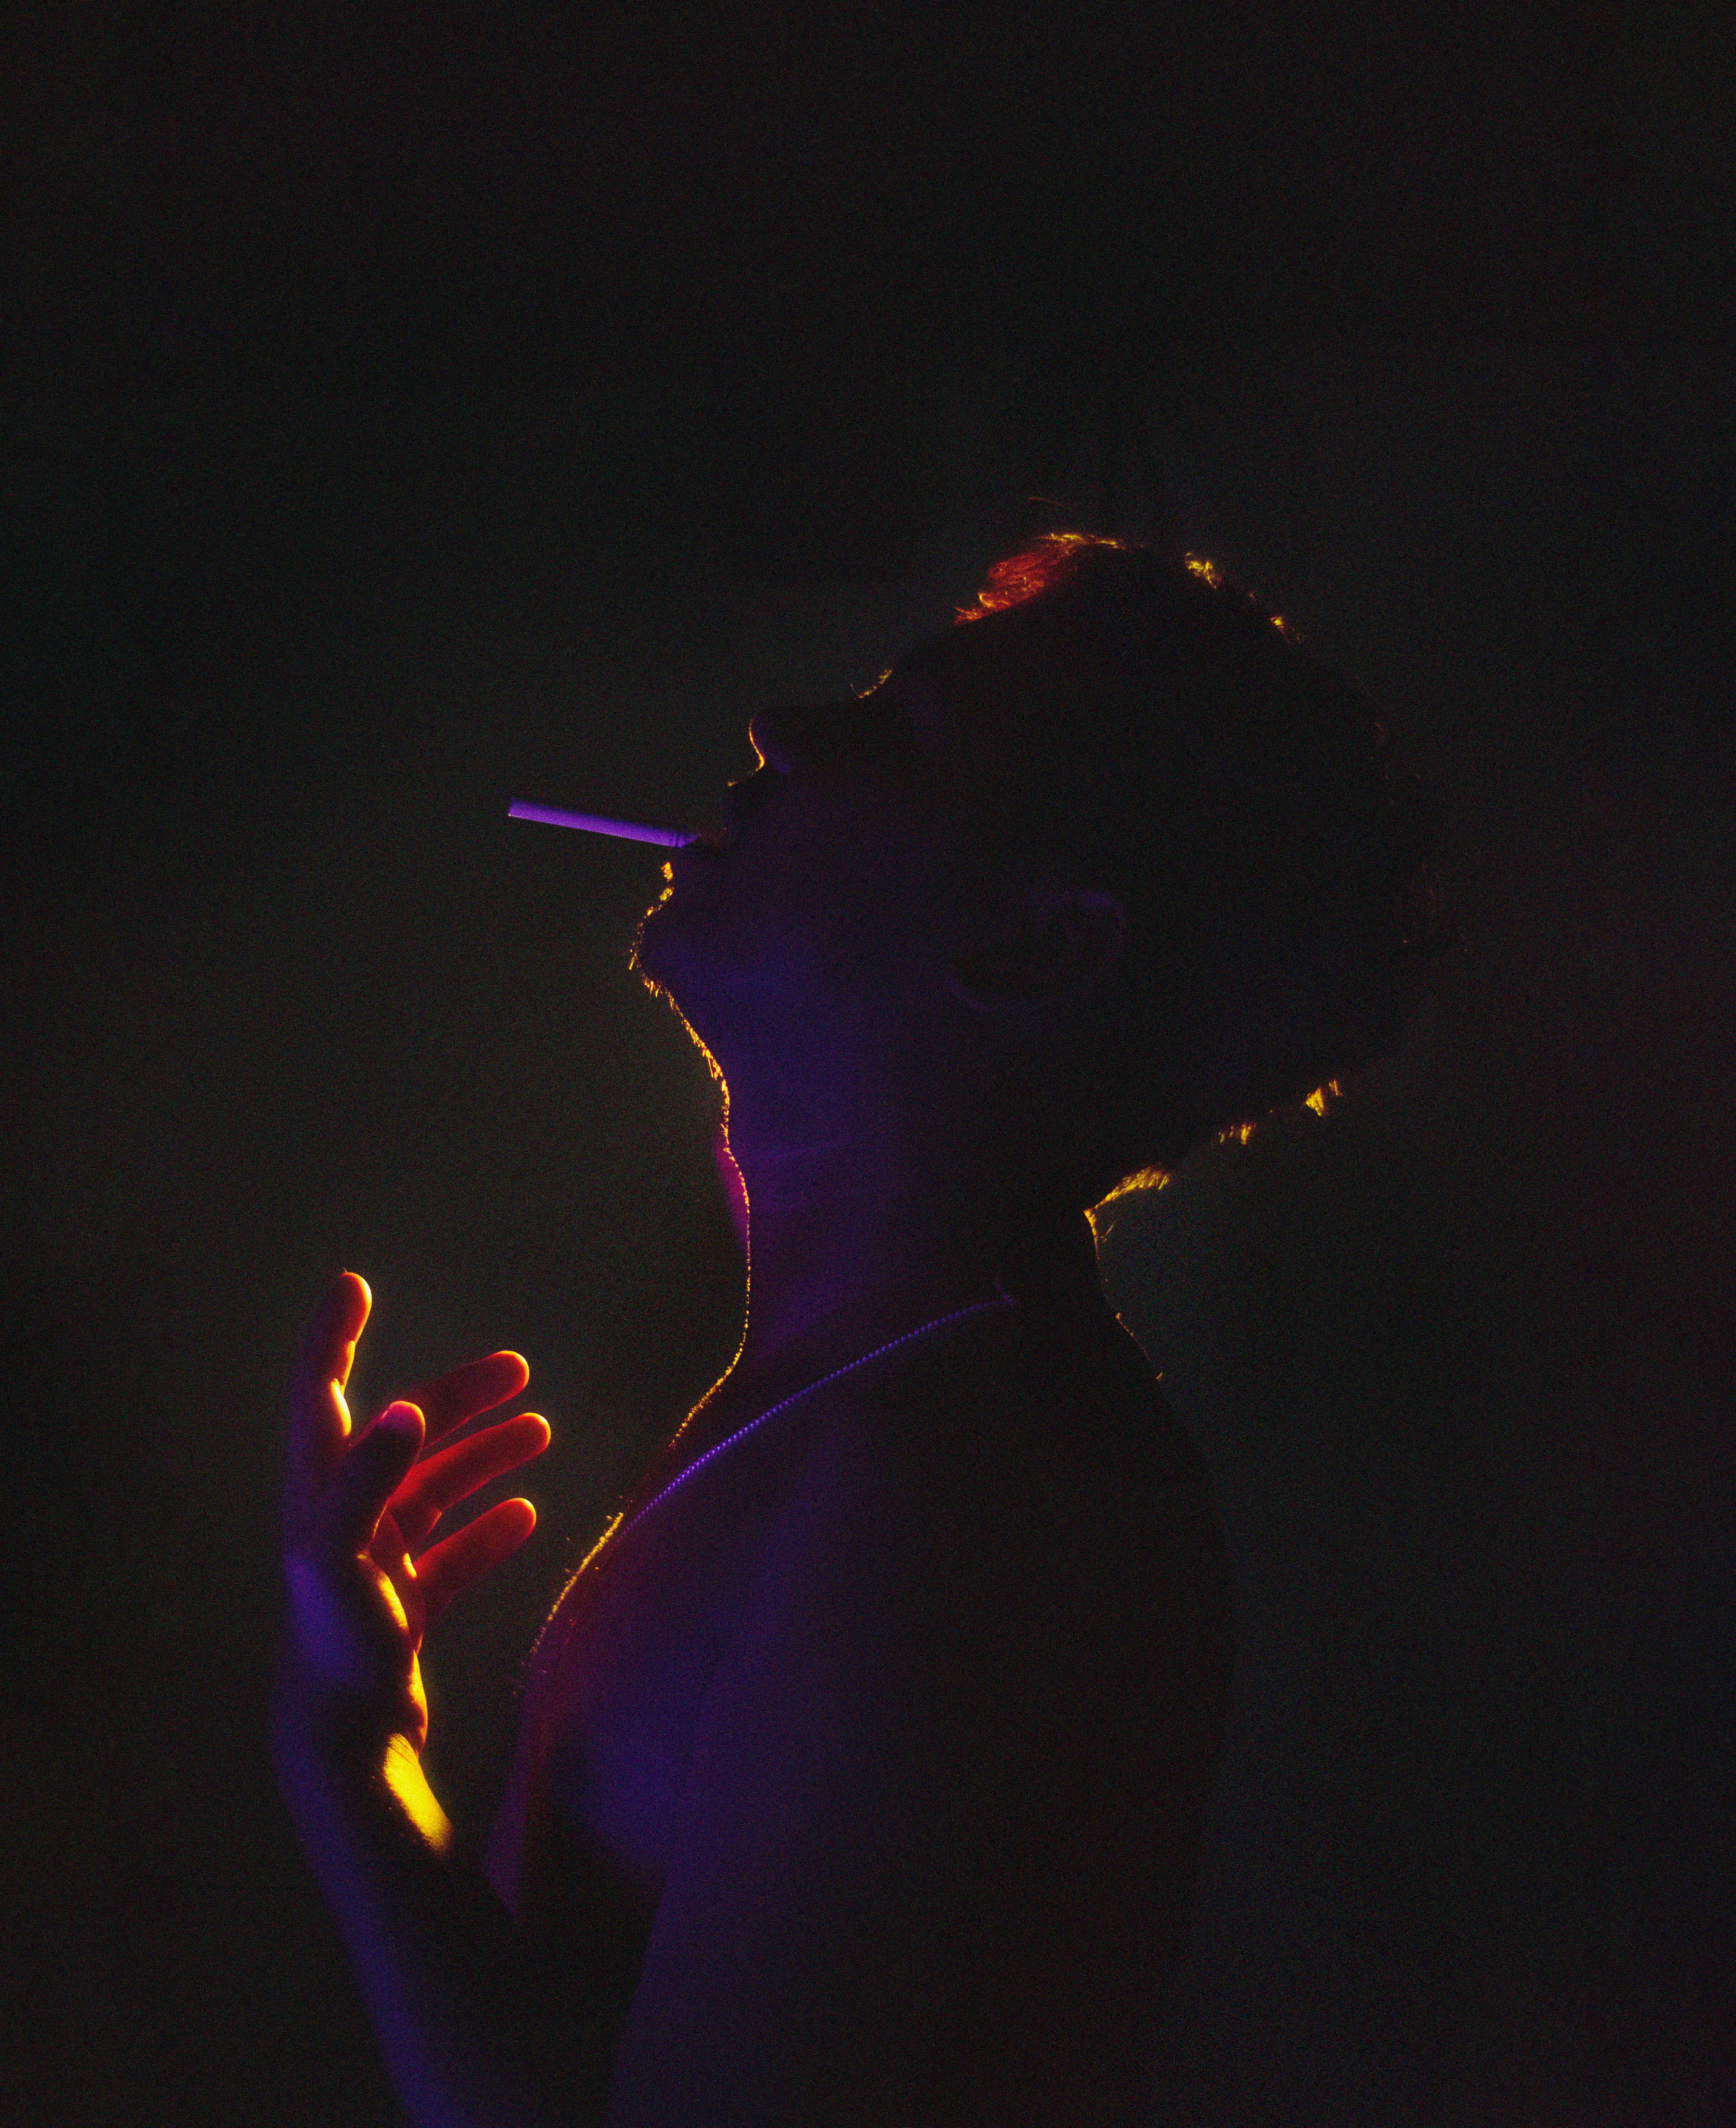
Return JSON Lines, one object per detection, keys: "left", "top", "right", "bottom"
{"left": 273, "top": 532, "right": 1437, "bottom": 2123}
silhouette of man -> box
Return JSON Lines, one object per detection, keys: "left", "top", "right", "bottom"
{"left": 275, "top": 532, "right": 1436, "bottom": 2124}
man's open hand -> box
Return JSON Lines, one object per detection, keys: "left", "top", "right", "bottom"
{"left": 278, "top": 1270, "right": 551, "bottom": 1756}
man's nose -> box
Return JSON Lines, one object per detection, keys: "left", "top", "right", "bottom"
{"left": 747, "top": 704, "right": 865, "bottom": 775}
{"left": 747, "top": 699, "right": 909, "bottom": 777}
{"left": 746, "top": 707, "right": 801, "bottom": 776}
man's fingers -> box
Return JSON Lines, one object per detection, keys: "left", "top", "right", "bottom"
{"left": 388, "top": 1350, "right": 529, "bottom": 1447}
{"left": 322, "top": 1402, "right": 427, "bottom": 1555}
{"left": 415, "top": 1497, "right": 537, "bottom": 1624}
{"left": 286, "top": 1271, "right": 373, "bottom": 1528}
{"left": 391, "top": 1413, "right": 551, "bottom": 1551}
{"left": 291, "top": 1270, "right": 371, "bottom": 1409}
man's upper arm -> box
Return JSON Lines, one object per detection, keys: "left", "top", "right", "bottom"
{"left": 599, "top": 1420, "right": 1233, "bottom": 2127}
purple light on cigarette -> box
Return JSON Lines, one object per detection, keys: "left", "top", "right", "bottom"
{"left": 507, "top": 800, "right": 698, "bottom": 847}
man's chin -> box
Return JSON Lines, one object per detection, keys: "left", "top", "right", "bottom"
{"left": 628, "top": 898, "right": 678, "bottom": 984}
{"left": 630, "top": 901, "right": 714, "bottom": 1014}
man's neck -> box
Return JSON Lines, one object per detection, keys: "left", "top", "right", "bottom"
{"left": 716, "top": 1171, "right": 1108, "bottom": 1413}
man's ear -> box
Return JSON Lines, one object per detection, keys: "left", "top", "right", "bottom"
{"left": 946, "top": 885, "right": 1129, "bottom": 1014}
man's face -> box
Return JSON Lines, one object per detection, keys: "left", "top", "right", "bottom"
{"left": 630, "top": 675, "right": 972, "bottom": 1051}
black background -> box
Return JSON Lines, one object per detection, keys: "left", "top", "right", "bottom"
{"left": 4, "top": 7, "right": 1734, "bottom": 2122}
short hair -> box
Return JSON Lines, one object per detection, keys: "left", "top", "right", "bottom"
{"left": 888, "top": 531, "right": 1457, "bottom": 1204}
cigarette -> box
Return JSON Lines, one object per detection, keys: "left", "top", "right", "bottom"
{"left": 507, "top": 800, "right": 699, "bottom": 847}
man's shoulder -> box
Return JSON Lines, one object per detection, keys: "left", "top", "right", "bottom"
{"left": 730, "top": 1299, "right": 1233, "bottom": 1733}
{"left": 650, "top": 1301, "right": 1235, "bottom": 2123}
{"left": 813, "top": 1295, "right": 1214, "bottom": 1571}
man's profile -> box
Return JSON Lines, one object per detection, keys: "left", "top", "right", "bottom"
{"left": 273, "top": 531, "right": 1445, "bottom": 2126}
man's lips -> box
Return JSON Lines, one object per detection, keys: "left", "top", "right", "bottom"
{"left": 671, "top": 834, "right": 727, "bottom": 876}
{"left": 684, "top": 774, "right": 766, "bottom": 850}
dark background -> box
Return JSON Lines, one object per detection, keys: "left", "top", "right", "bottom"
{"left": 4, "top": 6, "right": 1734, "bottom": 2123}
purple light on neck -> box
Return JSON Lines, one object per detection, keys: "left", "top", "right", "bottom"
{"left": 508, "top": 800, "right": 698, "bottom": 847}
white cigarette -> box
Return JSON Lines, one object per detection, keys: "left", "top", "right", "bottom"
{"left": 508, "top": 800, "right": 698, "bottom": 847}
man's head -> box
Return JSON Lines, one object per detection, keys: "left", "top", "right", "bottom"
{"left": 632, "top": 532, "right": 1448, "bottom": 1220}
{"left": 627, "top": 658, "right": 1110, "bottom": 1222}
